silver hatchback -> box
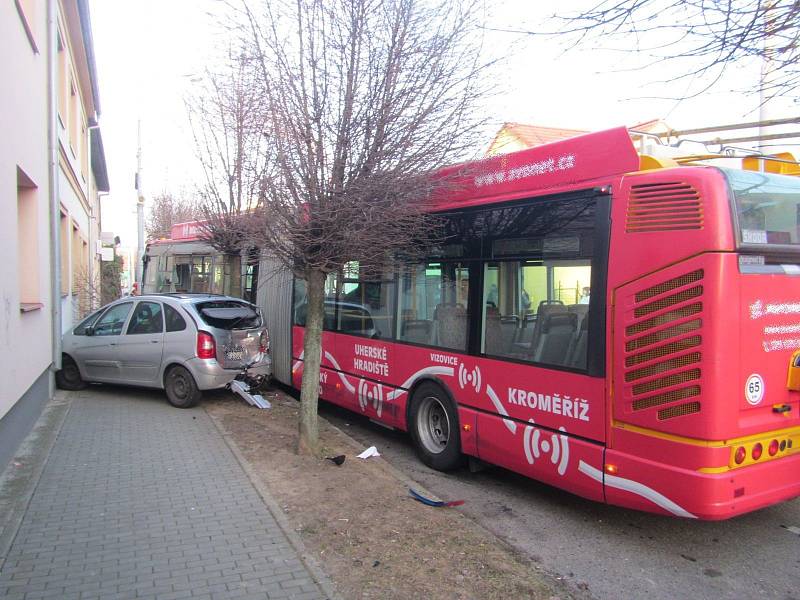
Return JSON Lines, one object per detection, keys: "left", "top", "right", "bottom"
{"left": 56, "top": 294, "right": 272, "bottom": 408}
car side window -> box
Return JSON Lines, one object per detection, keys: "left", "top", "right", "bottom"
{"left": 126, "top": 301, "right": 164, "bottom": 335}
{"left": 93, "top": 303, "right": 133, "bottom": 336}
{"left": 73, "top": 309, "right": 103, "bottom": 336}
{"left": 164, "top": 304, "right": 187, "bottom": 332}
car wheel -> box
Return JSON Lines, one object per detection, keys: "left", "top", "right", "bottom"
{"left": 55, "top": 355, "right": 87, "bottom": 391}
{"left": 409, "top": 382, "right": 462, "bottom": 471}
{"left": 164, "top": 365, "right": 202, "bottom": 408}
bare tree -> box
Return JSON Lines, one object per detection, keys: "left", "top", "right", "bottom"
{"left": 187, "top": 49, "right": 274, "bottom": 253}
{"left": 516, "top": 1, "right": 800, "bottom": 101}
{"left": 145, "top": 192, "right": 199, "bottom": 239}
{"left": 214, "top": 0, "right": 492, "bottom": 455}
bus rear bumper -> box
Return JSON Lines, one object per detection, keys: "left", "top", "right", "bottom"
{"left": 604, "top": 449, "right": 800, "bottom": 520}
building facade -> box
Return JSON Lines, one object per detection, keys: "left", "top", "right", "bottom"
{"left": 0, "top": 0, "right": 108, "bottom": 470}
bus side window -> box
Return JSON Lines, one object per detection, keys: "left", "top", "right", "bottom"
{"left": 481, "top": 259, "right": 591, "bottom": 370}
{"left": 398, "top": 263, "right": 469, "bottom": 351}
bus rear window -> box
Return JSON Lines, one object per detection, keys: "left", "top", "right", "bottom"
{"left": 195, "top": 301, "right": 262, "bottom": 330}
{"left": 722, "top": 168, "right": 800, "bottom": 247}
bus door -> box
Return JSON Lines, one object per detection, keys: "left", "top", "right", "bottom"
{"left": 466, "top": 192, "right": 610, "bottom": 501}
{"left": 331, "top": 265, "right": 400, "bottom": 424}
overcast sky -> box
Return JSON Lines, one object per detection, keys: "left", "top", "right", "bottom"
{"left": 89, "top": 1, "right": 797, "bottom": 248}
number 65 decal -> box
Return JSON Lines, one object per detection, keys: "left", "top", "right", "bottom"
{"left": 745, "top": 374, "right": 765, "bottom": 406}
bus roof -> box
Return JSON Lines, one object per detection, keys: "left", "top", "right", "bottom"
{"left": 430, "top": 126, "right": 640, "bottom": 210}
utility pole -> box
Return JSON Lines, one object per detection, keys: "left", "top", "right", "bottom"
{"left": 758, "top": 1, "right": 776, "bottom": 155}
{"left": 135, "top": 120, "right": 145, "bottom": 293}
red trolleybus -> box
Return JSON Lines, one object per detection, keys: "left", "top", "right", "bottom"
{"left": 260, "top": 127, "right": 800, "bottom": 520}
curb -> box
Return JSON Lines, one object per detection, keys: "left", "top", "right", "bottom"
{"left": 205, "top": 405, "right": 344, "bottom": 600}
{"left": 0, "top": 390, "right": 73, "bottom": 571}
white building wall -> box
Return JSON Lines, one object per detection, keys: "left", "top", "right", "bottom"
{"left": 0, "top": 1, "right": 55, "bottom": 421}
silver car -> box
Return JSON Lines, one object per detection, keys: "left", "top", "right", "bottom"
{"left": 56, "top": 294, "right": 272, "bottom": 408}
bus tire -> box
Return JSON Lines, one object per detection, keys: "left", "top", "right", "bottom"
{"left": 164, "top": 365, "right": 202, "bottom": 409}
{"left": 409, "top": 382, "right": 463, "bottom": 471}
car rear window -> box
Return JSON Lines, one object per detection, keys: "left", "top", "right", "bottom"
{"left": 195, "top": 301, "right": 262, "bottom": 330}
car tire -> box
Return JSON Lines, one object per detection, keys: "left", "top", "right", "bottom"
{"left": 164, "top": 365, "right": 202, "bottom": 408}
{"left": 55, "top": 355, "right": 87, "bottom": 391}
{"left": 409, "top": 382, "right": 463, "bottom": 471}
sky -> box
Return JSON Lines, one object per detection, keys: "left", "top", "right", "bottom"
{"left": 89, "top": 1, "right": 798, "bottom": 249}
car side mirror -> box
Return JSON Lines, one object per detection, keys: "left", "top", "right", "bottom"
{"left": 86, "top": 326, "right": 95, "bottom": 336}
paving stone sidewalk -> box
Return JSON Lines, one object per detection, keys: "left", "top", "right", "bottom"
{"left": 0, "top": 389, "right": 328, "bottom": 600}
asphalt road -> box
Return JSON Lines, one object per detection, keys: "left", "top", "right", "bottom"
{"left": 317, "top": 400, "right": 800, "bottom": 600}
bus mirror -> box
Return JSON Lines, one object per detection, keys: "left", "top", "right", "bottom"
{"left": 787, "top": 349, "right": 800, "bottom": 391}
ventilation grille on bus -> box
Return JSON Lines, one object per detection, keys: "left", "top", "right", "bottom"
{"left": 624, "top": 270, "right": 704, "bottom": 420}
{"left": 626, "top": 182, "right": 703, "bottom": 233}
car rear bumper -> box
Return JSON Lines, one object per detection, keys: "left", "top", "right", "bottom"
{"left": 185, "top": 355, "right": 272, "bottom": 390}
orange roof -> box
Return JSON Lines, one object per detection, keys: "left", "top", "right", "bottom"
{"left": 497, "top": 122, "right": 588, "bottom": 147}
{"left": 487, "top": 119, "right": 671, "bottom": 155}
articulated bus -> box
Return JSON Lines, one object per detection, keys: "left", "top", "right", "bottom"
{"left": 259, "top": 127, "right": 800, "bottom": 520}
{"left": 142, "top": 221, "right": 259, "bottom": 303}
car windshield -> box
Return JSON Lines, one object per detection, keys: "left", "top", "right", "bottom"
{"left": 195, "top": 300, "right": 262, "bottom": 330}
{"left": 721, "top": 167, "right": 800, "bottom": 248}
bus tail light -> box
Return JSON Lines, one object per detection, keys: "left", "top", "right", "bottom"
{"left": 769, "top": 439, "right": 779, "bottom": 456}
{"left": 197, "top": 331, "right": 216, "bottom": 359}
{"left": 259, "top": 330, "right": 270, "bottom": 354}
{"left": 752, "top": 443, "right": 763, "bottom": 461}
{"left": 734, "top": 447, "right": 746, "bottom": 464}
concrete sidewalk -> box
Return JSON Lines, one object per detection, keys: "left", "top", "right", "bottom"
{"left": 0, "top": 388, "right": 331, "bottom": 600}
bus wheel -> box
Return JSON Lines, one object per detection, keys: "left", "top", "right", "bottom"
{"left": 410, "top": 382, "right": 462, "bottom": 471}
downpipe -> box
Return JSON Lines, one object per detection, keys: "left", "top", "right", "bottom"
{"left": 47, "top": 0, "right": 62, "bottom": 373}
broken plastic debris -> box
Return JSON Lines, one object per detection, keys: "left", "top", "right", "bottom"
{"left": 325, "top": 455, "right": 346, "bottom": 466}
{"left": 230, "top": 379, "right": 271, "bottom": 409}
{"left": 357, "top": 446, "right": 380, "bottom": 459}
{"left": 408, "top": 488, "right": 465, "bottom": 507}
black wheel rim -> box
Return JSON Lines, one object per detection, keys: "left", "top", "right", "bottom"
{"left": 170, "top": 372, "right": 189, "bottom": 401}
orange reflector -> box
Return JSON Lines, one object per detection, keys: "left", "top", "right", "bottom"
{"left": 463, "top": 424, "right": 472, "bottom": 432}
{"left": 604, "top": 464, "right": 618, "bottom": 475}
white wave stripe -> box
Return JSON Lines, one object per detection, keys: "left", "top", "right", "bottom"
{"left": 386, "top": 366, "right": 454, "bottom": 400}
{"left": 578, "top": 461, "right": 697, "bottom": 519}
{"left": 523, "top": 420, "right": 536, "bottom": 463}
{"left": 487, "top": 384, "right": 517, "bottom": 434}
{"left": 291, "top": 351, "right": 305, "bottom": 374}
{"left": 323, "top": 351, "right": 356, "bottom": 393}
{"left": 764, "top": 323, "right": 800, "bottom": 335}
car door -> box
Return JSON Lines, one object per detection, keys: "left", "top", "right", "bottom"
{"left": 73, "top": 302, "right": 134, "bottom": 381}
{"left": 116, "top": 300, "right": 165, "bottom": 384}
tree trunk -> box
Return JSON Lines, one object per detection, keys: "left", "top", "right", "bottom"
{"left": 298, "top": 268, "right": 325, "bottom": 456}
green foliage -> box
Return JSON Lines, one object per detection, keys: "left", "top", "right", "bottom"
{"left": 101, "top": 254, "right": 123, "bottom": 305}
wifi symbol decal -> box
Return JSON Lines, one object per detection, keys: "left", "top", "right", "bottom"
{"left": 523, "top": 420, "right": 570, "bottom": 476}
{"left": 358, "top": 379, "right": 384, "bottom": 417}
{"left": 457, "top": 363, "right": 482, "bottom": 393}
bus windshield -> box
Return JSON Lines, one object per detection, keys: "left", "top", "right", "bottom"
{"left": 721, "top": 167, "right": 800, "bottom": 248}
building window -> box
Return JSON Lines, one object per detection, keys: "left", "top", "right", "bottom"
{"left": 17, "top": 167, "right": 40, "bottom": 308}
{"left": 57, "top": 31, "right": 66, "bottom": 124}
{"left": 15, "top": 0, "right": 39, "bottom": 53}
{"left": 68, "top": 76, "right": 78, "bottom": 155}
{"left": 59, "top": 209, "right": 69, "bottom": 295}
{"left": 71, "top": 222, "right": 81, "bottom": 294}
{"left": 80, "top": 121, "right": 88, "bottom": 181}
